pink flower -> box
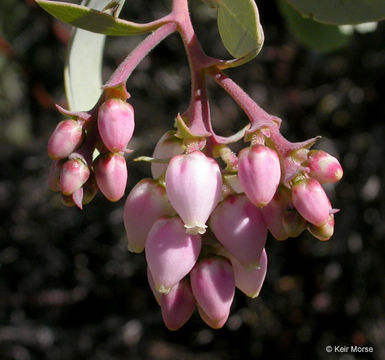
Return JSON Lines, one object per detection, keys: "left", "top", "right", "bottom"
{"left": 190, "top": 257, "right": 235, "bottom": 329}
{"left": 238, "top": 145, "right": 281, "bottom": 207}
{"left": 47, "top": 119, "right": 84, "bottom": 160}
{"left": 94, "top": 152, "right": 127, "bottom": 202}
{"left": 160, "top": 278, "right": 196, "bottom": 331}
{"left": 151, "top": 131, "right": 184, "bottom": 179}
{"left": 97, "top": 99, "right": 135, "bottom": 152}
{"left": 123, "top": 179, "right": 175, "bottom": 253}
{"left": 306, "top": 150, "right": 343, "bottom": 184}
{"left": 209, "top": 195, "right": 267, "bottom": 269}
{"left": 291, "top": 178, "right": 331, "bottom": 227}
{"left": 145, "top": 216, "right": 201, "bottom": 294}
{"left": 60, "top": 158, "right": 90, "bottom": 195}
{"left": 165, "top": 151, "right": 222, "bottom": 235}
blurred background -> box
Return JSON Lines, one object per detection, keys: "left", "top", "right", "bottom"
{"left": 0, "top": 0, "right": 384, "bottom": 359}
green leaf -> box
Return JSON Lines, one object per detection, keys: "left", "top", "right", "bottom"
{"left": 279, "top": 0, "right": 351, "bottom": 53}
{"left": 35, "top": 0, "right": 158, "bottom": 35}
{"left": 64, "top": 0, "right": 125, "bottom": 111}
{"left": 286, "top": 0, "right": 385, "bottom": 25}
{"left": 212, "top": 0, "right": 264, "bottom": 58}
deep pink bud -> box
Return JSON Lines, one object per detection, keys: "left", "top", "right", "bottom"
{"left": 308, "top": 214, "right": 335, "bottom": 241}
{"left": 47, "top": 119, "right": 84, "bottom": 160}
{"left": 165, "top": 151, "right": 222, "bottom": 235}
{"left": 48, "top": 160, "right": 63, "bottom": 192}
{"left": 97, "top": 99, "right": 135, "bottom": 152}
{"left": 190, "top": 257, "right": 235, "bottom": 329}
{"left": 161, "top": 278, "right": 196, "bottom": 331}
{"left": 145, "top": 217, "right": 201, "bottom": 294}
{"left": 94, "top": 152, "right": 127, "bottom": 202}
{"left": 209, "top": 195, "right": 267, "bottom": 269}
{"left": 291, "top": 178, "right": 331, "bottom": 227}
{"left": 60, "top": 158, "right": 90, "bottom": 195}
{"left": 307, "top": 150, "right": 343, "bottom": 184}
{"left": 230, "top": 248, "right": 267, "bottom": 298}
{"left": 151, "top": 131, "right": 184, "bottom": 179}
{"left": 123, "top": 179, "right": 175, "bottom": 253}
{"left": 238, "top": 145, "right": 281, "bottom": 207}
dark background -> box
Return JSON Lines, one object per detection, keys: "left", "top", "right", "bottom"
{"left": 1, "top": 1, "right": 384, "bottom": 359}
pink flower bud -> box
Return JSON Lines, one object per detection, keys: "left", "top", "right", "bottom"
{"left": 151, "top": 131, "right": 184, "bottom": 179}
{"left": 60, "top": 158, "right": 90, "bottom": 195}
{"left": 238, "top": 145, "right": 281, "bottom": 207}
{"left": 308, "top": 214, "right": 335, "bottom": 241}
{"left": 230, "top": 249, "right": 267, "bottom": 298}
{"left": 147, "top": 267, "right": 162, "bottom": 305}
{"left": 291, "top": 178, "right": 331, "bottom": 227}
{"left": 48, "top": 160, "right": 63, "bottom": 192}
{"left": 145, "top": 217, "right": 201, "bottom": 294}
{"left": 47, "top": 119, "right": 84, "bottom": 160}
{"left": 165, "top": 151, "right": 222, "bottom": 235}
{"left": 198, "top": 307, "right": 227, "bottom": 330}
{"left": 209, "top": 195, "right": 267, "bottom": 269}
{"left": 307, "top": 150, "right": 343, "bottom": 184}
{"left": 97, "top": 99, "right": 135, "bottom": 152}
{"left": 190, "top": 257, "right": 235, "bottom": 329}
{"left": 161, "top": 278, "right": 196, "bottom": 331}
{"left": 123, "top": 179, "right": 175, "bottom": 253}
{"left": 94, "top": 152, "right": 127, "bottom": 202}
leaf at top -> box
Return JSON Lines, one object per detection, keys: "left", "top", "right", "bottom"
{"left": 279, "top": 0, "right": 351, "bottom": 53}
{"left": 287, "top": 0, "right": 385, "bottom": 25}
{"left": 36, "top": 0, "right": 159, "bottom": 35}
{"left": 64, "top": 0, "right": 125, "bottom": 111}
{"left": 212, "top": 0, "right": 264, "bottom": 58}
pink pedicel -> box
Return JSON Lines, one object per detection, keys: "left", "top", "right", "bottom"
{"left": 47, "top": 119, "right": 84, "bottom": 160}
{"left": 151, "top": 131, "right": 185, "bottom": 179}
{"left": 209, "top": 195, "right": 267, "bottom": 269}
{"left": 237, "top": 145, "right": 281, "bottom": 207}
{"left": 291, "top": 177, "right": 331, "bottom": 227}
{"left": 160, "top": 278, "right": 196, "bottom": 331}
{"left": 123, "top": 179, "right": 175, "bottom": 253}
{"left": 60, "top": 158, "right": 90, "bottom": 195}
{"left": 230, "top": 248, "right": 267, "bottom": 298}
{"left": 306, "top": 150, "right": 343, "bottom": 184}
{"left": 94, "top": 152, "right": 127, "bottom": 202}
{"left": 165, "top": 151, "right": 222, "bottom": 235}
{"left": 190, "top": 257, "right": 235, "bottom": 329}
{"left": 97, "top": 99, "right": 135, "bottom": 152}
{"left": 308, "top": 214, "right": 335, "bottom": 241}
{"left": 145, "top": 216, "right": 201, "bottom": 294}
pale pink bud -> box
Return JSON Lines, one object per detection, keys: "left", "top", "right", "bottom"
{"left": 190, "top": 257, "right": 235, "bottom": 329}
{"left": 97, "top": 99, "right": 135, "bottom": 152}
{"left": 123, "top": 179, "right": 175, "bottom": 253}
{"left": 209, "top": 195, "right": 267, "bottom": 269}
{"left": 308, "top": 214, "right": 335, "bottom": 241}
{"left": 60, "top": 158, "right": 90, "bottom": 195}
{"left": 291, "top": 178, "right": 331, "bottom": 227}
{"left": 147, "top": 267, "right": 162, "bottom": 305}
{"left": 47, "top": 119, "right": 84, "bottom": 160}
{"left": 238, "top": 145, "right": 281, "bottom": 207}
{"left": 48, "top": 160, "right": 63, "bottom": 192}
{"left": 145, "top": 217, "right": 201, "bottom": 294}
{"left": 307, "top": 150, "right": 343, "bottom": 184}
{"left": 161, "top": 278, "right": 196, "bottom": 331}
{"left": 151, "top": 131, "right": 184, "bottom": 179}
{"left": 94, "top": 152, "right": 127, "bottom": 202}
{"left": 165, "top": 151, "right": 222, "bottom": 235}
{"left": 230, "top": 249, "right": 267, "bottom": 298}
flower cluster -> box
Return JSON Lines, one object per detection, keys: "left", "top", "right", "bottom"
{"left": 48, "top": 98, "right": 135, "bottom": 208}
{"left": 120, "top": 127, "right": 343, "bottom": 330}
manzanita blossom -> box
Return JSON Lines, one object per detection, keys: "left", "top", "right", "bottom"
{"left": 306, "top": 150, "right": 343, "bottom": 184}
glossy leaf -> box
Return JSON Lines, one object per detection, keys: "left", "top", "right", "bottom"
{"left": 286, "top": 0, "right": 385, "bottom": 25}
{"left": 211, "top": 0, "right": 264, "bottom": 58}
{"left": 36, "top": 0, "right": 160, "bottom": 35}
{"left": 279, "top": 0, "right": 351, "bottom": 53}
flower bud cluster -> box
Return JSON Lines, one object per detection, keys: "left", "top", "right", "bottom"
{"left": 121, "top": 128, "right": 342, "bottom": 330}
{"left": 47, "top": 98, "right": 135, "bottom": 208}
